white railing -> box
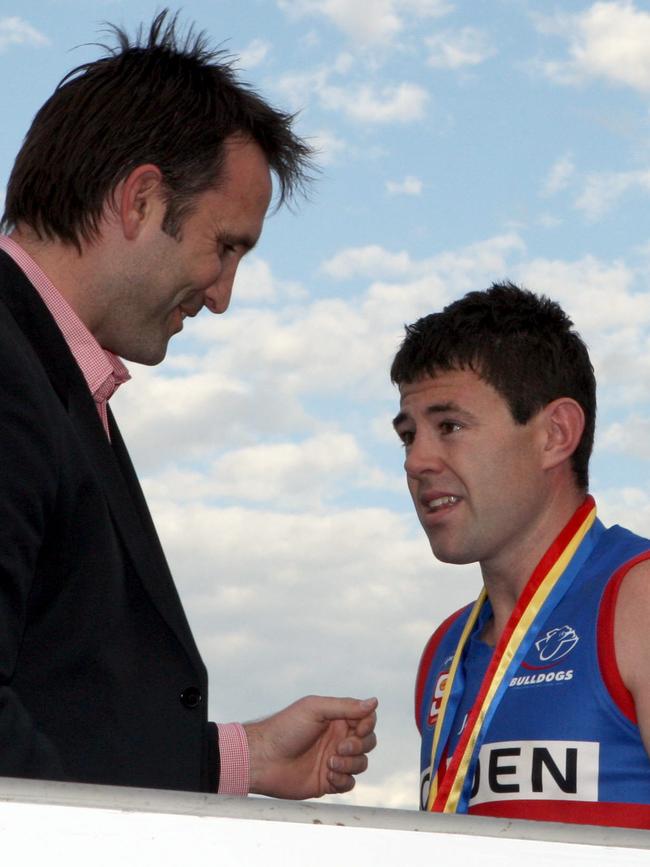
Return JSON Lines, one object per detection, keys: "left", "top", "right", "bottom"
{"left": 0, "top": 776, "right": 648, "bottom": 865}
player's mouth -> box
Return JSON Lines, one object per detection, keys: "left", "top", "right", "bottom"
{"left": 422, "top": 494, "right": 461, "bottom": 513}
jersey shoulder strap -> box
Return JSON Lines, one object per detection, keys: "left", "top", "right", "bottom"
{"left": 414, "top": 604, "right": 472, "bottom": 733}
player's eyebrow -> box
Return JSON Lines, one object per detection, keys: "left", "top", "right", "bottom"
{"left": 393, "top": 401, "right": 479, "bottom": 430}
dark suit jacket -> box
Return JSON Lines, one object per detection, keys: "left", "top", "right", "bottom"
{"left": 0, "top": 250, "right": 219, "bottom": 791}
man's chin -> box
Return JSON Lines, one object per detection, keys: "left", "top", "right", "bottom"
{"left": 119, "top": 341, "right": 168, "bottom": 366}
{"left": 429, "top": 541, "right": 474, "bottom": 566}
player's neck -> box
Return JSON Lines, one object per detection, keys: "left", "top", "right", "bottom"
{"left": 479, "top": 488, "right": 587, "bottom": 648}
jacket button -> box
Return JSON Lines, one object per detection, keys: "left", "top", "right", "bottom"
{"left": 180, "top": 687, "right": 202, "bottom": 709}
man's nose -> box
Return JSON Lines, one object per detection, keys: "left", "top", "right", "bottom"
{"left": 203, "top": 264, "right": 237, "bottom": 314}
{"left": 404, "top": 436, "right": 445, "bottom": 478}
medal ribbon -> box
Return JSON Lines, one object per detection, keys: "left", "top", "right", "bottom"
{"left": 426, "top": 496, "right": 598, "bottom": 813}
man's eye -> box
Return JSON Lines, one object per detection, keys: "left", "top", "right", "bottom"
{"left": 398, "top": 430, "right": 414, "bottom": 447}
{"left": 440, "top": 421, "right": 462, "bottom": 435}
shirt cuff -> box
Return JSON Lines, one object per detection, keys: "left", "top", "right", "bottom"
{"left": 216, "top": 722, "right": 250, "bottom": 796}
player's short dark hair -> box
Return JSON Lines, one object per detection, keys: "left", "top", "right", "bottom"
{"left": 390, "top": 281, "right": 596, "bottom": 489}
{"left": 2, "top": 9, "right": 313, "bottom": 250}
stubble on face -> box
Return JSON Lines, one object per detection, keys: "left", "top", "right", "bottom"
{"left": 93, "top": 137, "right": 272, "bottom": 365}
{"left": 398, "top": 370, "right": 549, "bottom": 583}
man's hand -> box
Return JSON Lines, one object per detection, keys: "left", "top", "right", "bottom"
{"left": 244, "top": 695, "right": 378, "bottom": 799}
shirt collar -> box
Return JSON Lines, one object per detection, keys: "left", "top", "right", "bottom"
{"left": 0, "top": 235, "right": 130, "bottom": 403}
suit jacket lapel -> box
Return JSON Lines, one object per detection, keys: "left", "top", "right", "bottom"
{"left": 0, "top": 251, "right": 204, "bottom": 670}
{"left": 107, "top": 406, "right": 204, "bottom": 666}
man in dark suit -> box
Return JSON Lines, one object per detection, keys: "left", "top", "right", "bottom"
{"left": 0, "top": 11, "right": 377, "bottom": 797}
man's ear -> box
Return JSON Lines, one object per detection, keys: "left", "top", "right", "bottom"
{"left": 114, "top": 164, "right": 164, "bottom": 240}
{"left": 540, "top": 397, "right": 585, "bottom": 471}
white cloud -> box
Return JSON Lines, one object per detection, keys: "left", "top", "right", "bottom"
{"left": 331, "top": 51, "right": 357, "bottom": 75}
{"left": 329, "top": 230, "right": 518, "bottom": 282}
{"left": 278, "top": 0, "right": 451, "bottom": 46}
{"left": 599, "top": 417, "right": 650, "bottom": 461}
{"left": 401, "top": 0, "right": 452, "bottom": 16}
{"left": 309, "top": 129, "right": 348, "bottom": 165}
{"left": 232, "top": 257, "right": 277, "bottom": 302}
{"left": 425, "top": 232, "right": 526, "bottom": 280}
{"left": 275, "top": 64, "right": 427, "bottom": 124}
{"left": 231, "top": 257, "right": 306, "bottom": 304}
{"left": 386, "top": 175, "right": 423, "bottom": 196}
{"left": 371, "top": 411, "right": 402, "bottom": 445}
{"left": 537, "top": 2, "right": 650, "bottom": 92}
{"left": 330, "top": 233, "right": 527, "bottom": 341}
{"left": 323, "top": 244, "right": 416, "bottom": 279}
{"left": 279, "top": 0, "right": 402, "bottom": 44}
{"left": 359, "top": 234, "right": 527, "bottom": 337}
{"left": 425, "top": 27, "right": 495, "bottom": 70}
{"left": 111, "top": 357, "right": 314, "bottom": 472}
{"left": 537, "top": 213, "right": 563, "bottom": 229}
{"left": 274, "top": 67, "right": 329, "bottom": 110}
{"left": 0, "top": 17, "right": 48, "bottom": 53}
{"left": 143, "top": 432, "right": 376, "bottom": 508}
{"left": 238, "top": 38, "right": 271, "bottom": 69}
{"left": 575, "top": 168, "right": 650, "bottom": 220}
{"left": 541, "top": 153, "right": 575, "bottom": 197}
{"left": 513, "top": 254, "right": 642, "bottom": 332}
{"left": 321, "top": 81, "right": 428, "bottom": 123}
{"left": 511, "top": 253, "right": 650, "bottom": 405}
{"left": 595, "top": 486, "right": 650, "bottom": 539}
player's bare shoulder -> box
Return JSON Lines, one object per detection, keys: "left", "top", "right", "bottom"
{"left": 614, "top": 556, "right": 650, "bottom": 699}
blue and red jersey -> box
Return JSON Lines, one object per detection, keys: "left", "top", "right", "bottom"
{"left": 416, "top": 518, "right": 650, "bottom": 827}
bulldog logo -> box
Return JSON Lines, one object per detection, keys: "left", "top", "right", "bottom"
{"left": 535, "top": 625, "right": 579, "bottom": 662}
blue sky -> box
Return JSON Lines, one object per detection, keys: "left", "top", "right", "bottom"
{"left": 3, "top": 0, "right": 650, "bottom": 808}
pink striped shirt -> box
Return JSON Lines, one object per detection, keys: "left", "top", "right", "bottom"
{"left": 0, "top": 235, "right": 250, "bottom": 796}
{"left": 0, "top": 235, "right": 129, "bottom": 434}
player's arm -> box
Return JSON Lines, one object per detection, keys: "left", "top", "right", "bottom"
{"left": 614, "top": 558, "right": 650, "bottom": 757}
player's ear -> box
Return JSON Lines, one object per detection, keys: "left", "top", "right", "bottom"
{"left": 113, "top": 164, "right": 164, "bottom": 240}
{"left": 540, "top": 397, "right": 585, "bottom": 471}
